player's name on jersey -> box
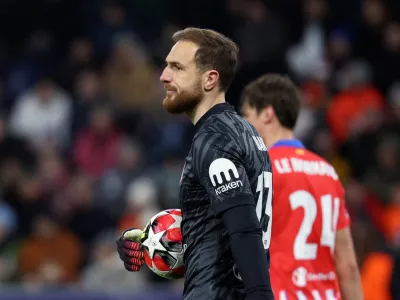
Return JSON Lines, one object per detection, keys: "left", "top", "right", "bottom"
{"left": 274, "top": 157, "right": 338, "bottom": 180}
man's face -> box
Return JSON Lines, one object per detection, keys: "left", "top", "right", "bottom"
{"left": 241, "top": 102, "right": 264, "bottom": 134}
{"left": 160, "top": 41, "right": 204, "bottom": 114}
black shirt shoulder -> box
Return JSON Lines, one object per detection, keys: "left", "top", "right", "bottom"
{"left": 190, "top": 103, "right": 269, "bottom": 217}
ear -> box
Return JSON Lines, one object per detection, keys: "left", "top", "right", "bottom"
{"left": 261, "top": 106, "right": 275, "bottom": 124}
{"left": 204, "top": 70, "right": 219, "bottom": 91}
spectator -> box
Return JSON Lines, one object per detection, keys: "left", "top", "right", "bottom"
{"left": 363, "top": 136, "right": 400, "bottom": 205}
{"left": 71, "top": 70, "right": 106, "bottom": 137}
{"left": 104, "top": 36, "right": 164, "bottom": 118}
{"left": 95, "top": 138, "right": 144, "bottom": 219}
{"left": 18, "top": 213, "right": 82, "bottom": 286}
{"left": 81, "top": 230, "right": 149, "bottom": 290}
{"left": 118, "top": 177, "right": 160, "bottom": 232}
{"left": 56, "top": 38, "right": 98, "bottom": 91}
{"left": 73, "top": 105, "right": 122, "bottom": 178}
{"left": 66, "top": 174, "right": 114, "bottom": 248}
{"left": 326, "top": 60, "right": 384, "bottom": 144}
{"left": 8, "top": 78, "right": 72, "bottom": 151}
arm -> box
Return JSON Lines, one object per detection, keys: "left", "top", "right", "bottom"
{"left": 222, "top": 205, "right": 274, "bottom": 299}
{"left": 334, "top": 227, "right": 363, "bottom": 300}
{"left": 195, "top": 132, "right": 274, "bottom": 300}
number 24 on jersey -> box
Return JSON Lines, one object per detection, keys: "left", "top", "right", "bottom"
{"left": 290, "top": 190, "right": 340, "bottom": 260}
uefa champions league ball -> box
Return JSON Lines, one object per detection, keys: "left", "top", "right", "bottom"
{"left": 142, "top": 209, "right": 185, "bottom": 279}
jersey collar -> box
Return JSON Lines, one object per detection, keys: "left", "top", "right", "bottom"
{"left": 270, "top": 139, "right": 305, "bottom": 149}
{"left": 194, "top": 102, "right": 235, "bottom": 134}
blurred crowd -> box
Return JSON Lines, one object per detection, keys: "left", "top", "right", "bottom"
{"left": 0, "top": 0, "right": 399, "bottom": 298}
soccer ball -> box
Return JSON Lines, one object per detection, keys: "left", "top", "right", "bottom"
{"left": 141, "top": 209, "right": 184, "bottom": 279}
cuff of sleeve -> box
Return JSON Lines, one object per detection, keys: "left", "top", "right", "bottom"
{"left": 213, "top": 194, "right": 255, "bottom": 217}
{"left": 337, "top": 221, "right": 351, "bottom": 230}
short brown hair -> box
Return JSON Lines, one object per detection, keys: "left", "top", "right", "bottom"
{"left": 172, "top": 27, "right": 239, "bottom": 92}
{"left": 241, "top": 74, "right": 301, "bottom": 129}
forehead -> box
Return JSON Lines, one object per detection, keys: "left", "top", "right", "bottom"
{"left": 166, "top": 41, "right": 199, "bottom": 65}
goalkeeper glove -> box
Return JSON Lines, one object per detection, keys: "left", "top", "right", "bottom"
{"left": 116, "top": 228, "right": 147, "bottom": 272}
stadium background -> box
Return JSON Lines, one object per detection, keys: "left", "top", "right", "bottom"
{"left": 0, "top": 0, "right": 399, "bottom": 299}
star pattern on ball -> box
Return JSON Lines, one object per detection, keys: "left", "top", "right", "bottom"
{"left": 169, "top": 212, "right": 182, "bottom": 229}
{"left": 142, "top": 226, "right": 168, "bottom": 258}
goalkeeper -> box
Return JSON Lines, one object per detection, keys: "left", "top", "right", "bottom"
{"left": 117, "top": 26, "right": 274, "bottom": 300}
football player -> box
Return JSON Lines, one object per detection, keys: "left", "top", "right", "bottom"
{"left": 241, "top": 74, "right": 363, "bottom": 300}
{"left": 116, "top": 28, "right": 274, "bottom": 300}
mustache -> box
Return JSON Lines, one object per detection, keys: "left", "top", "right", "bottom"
{"left": 164, "top": 84, "right": 177, "bottom": 92}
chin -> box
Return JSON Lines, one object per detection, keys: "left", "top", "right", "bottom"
{"left": 162, "top": 89, "right": 203, "bottom": 114}
{"left": 163, "top": 98, "right": 185, "bottom": 114}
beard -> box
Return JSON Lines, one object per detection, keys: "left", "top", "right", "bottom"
{"left": 163, "top": 79, "right": 203, "bottom": 114}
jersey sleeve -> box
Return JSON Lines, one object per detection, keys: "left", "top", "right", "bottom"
{"left": 336, "top": 181, "right": 351, "bottom": 230}
{"left": 193, "top": 131, "right": 254, "bottom": 217}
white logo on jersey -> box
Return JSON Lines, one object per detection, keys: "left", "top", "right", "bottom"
{"left": 292, "top": 266, "right": 336, "bottom": 288}
{"left": 209, "top": 158, "right": 239, "bottom": 186}
{"left": 208, "top": 158, "right": 242, "bottom": 195}
{"left": 252, "top": 136, "right": 267, "bottom": 151}
{"left": 292, "top": 267, "right": 308, "bottom": 287}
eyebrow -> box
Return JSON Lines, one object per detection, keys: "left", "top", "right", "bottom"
{"left": 166, "top": 60, "right": 184, "bottom": 68}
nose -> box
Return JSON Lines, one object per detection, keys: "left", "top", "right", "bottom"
{"left": 160, "top": 68, "right": 172, "bottom": 83}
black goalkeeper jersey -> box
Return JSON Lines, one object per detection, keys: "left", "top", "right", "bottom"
{"left": 179, "top": 103, "right": 273, "bottom": 300}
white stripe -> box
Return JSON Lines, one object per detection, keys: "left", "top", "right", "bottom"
{"left": 252, "top": 136, "right": 267, "bottom": 151}
{"left": 296, "top": 291, "right": 307, "bottom": 300}
{"left": 258, "top": 136, "right": 264, "bottom": 150}
{"left": 258, "top": 136, "right": 267, "bottom": 151}
{"left": 312, "top": 290, "right": 322, "bottom": 300}
{"left": 279, "top": 291, "right": 288, "bottom": 300}
{"left": 252, "top": 136, "right": 262, "bottom": 150}
{"left": 325, "top": 289, "right": 337, "bottom": 300}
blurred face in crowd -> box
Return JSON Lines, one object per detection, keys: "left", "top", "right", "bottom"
{"left": 117, "top": 141, "right": 141, "bottom": 170}
{"left": 328, "top": 34, "right": 351, "bottom": 63}
{"left": 33, "top": 215, "right": 58, "bottom": 238}
{"left": 385, "top": 22, "right": 400, "bottom": 52}
{"left": 19, "top": 175, "right": 42, "bottom": 202}
{"left": 392, "top": 100, "right": 400, "bottom": 120}
{"left": 313, "top": 130, "right": 336, "bottom": 157}
{"left": 377, "top": 139, "right": 399, "bottom": 171}
{"left": 363, "top": 0, "right": 385, "bottom": 27}
{"left": 160, "top": 41, "right": 204, "bottom": 114}
{"left": 304, "top": 0, "right": 327, "bottom": 21}
{"left": 345, "top": 180, "right": 366, "bottom": 208}
{"left": 38, "top": 148, "right": 64, "bottom": 186}
{"left": 35, "top": 80, "right": 55, "bottom": 102}
{"left": 89, "top": 108, "right": 112, "bottom": 135}
{"left": 69, "top": 175, "right": 93, "bottom": 208}
{"left": 70, "top": 38, "right": 93, "bottom": 63}
{"left": 0, "top": 159, "right": 23, "bottom": 187}
{"left": 102, "top": 4, "right": 125, "bottom": 26}
{"left": 75, "top": 71, "right": 101, "bottom": 101}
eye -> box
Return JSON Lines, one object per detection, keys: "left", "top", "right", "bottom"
{"left": 172, "top": 65, "right": 182, "bottom": 71}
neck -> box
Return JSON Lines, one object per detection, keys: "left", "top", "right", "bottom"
{"left": 186, "top": 93, "right": 226, "bottom": 125}
{"left": 262, "top": 125, "right": 294, "bottom": 148}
